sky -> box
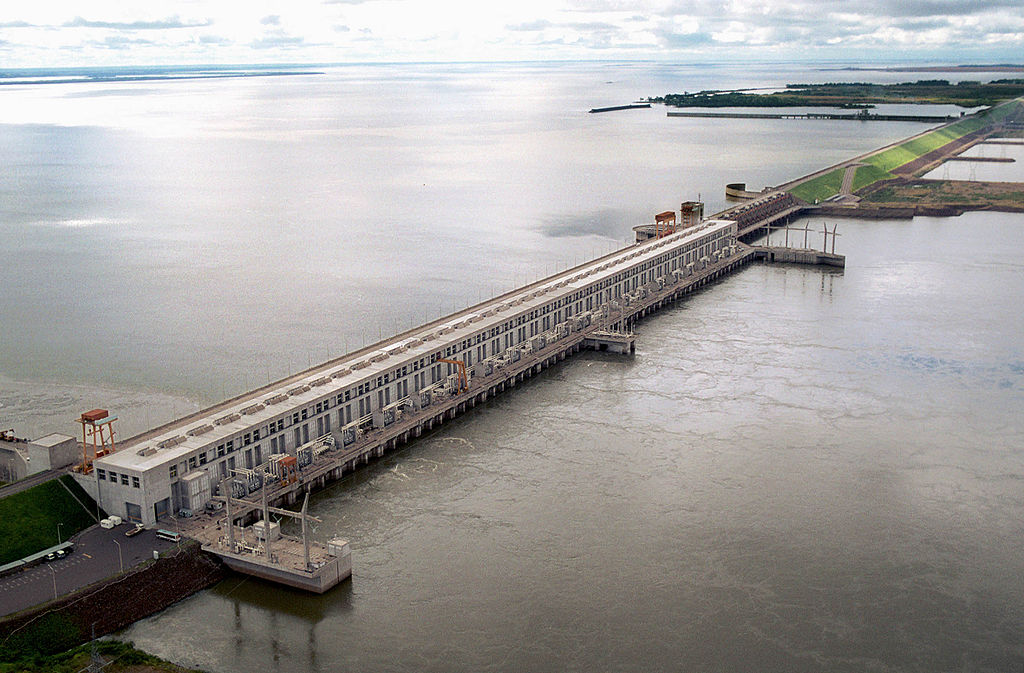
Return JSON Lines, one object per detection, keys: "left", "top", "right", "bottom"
{"left": 1, "top": 0, "right": 1023, "bottom": 67}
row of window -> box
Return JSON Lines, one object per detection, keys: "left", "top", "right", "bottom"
{"left": 162, "top": 225, "right": 733, "bottom": 481}
{"left": 97, "top": 468, "right": 140, "bottom": 489}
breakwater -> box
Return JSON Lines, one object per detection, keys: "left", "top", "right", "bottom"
{"left": 589, "top": 103, "right": 651, "bottom": 113}
{"left": 668, "top": 110, "right": 956, "bottom": 123}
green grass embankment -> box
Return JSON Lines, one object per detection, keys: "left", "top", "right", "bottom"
{"left": 0, "top": 476, "right": 100, "bottom": 565}
{"left": 862, "top": 115, "right": 987, "bottom": 173}
{"left": 789, "top": 168, "right": 845, "bottom": 203}
{"left": 851, "top": 164, "right": 891, "bottom": 192}
{"left": 788, "top": 101, "right": 1020, "bottom": 202}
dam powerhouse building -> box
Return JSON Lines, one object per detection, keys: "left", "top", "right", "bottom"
{"left": 78, "top": 217, "right": 739, "bottom": 526}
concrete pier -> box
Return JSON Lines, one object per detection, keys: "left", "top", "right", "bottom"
{"left": 750, "top": 246, "right": 846, "bottom": 268}
{"left": 946, "top": 156, "right": 1015, "bottom": 163}
{"left": 584, "top": 330, "right": 636, "bottom": 354}
{"left": 153, "top": 236, "right": 759, "bottom": 585}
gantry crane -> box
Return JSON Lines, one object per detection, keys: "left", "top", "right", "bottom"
{"left": 437, "top": 358, "right": 468, "bottom": 394}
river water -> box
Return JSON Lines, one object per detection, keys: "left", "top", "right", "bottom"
{"left": 3, "top": 62, "right": 1023, "bottom": 671}
{"left": 0, "top": 60, "right": 976, "bottom": 438}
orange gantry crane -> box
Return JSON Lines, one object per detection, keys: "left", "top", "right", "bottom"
{"left": 654, "top": 211, "right": 676, "bottom": 238}
{"left": 437, "top": 358, "right": 468, "bottom": 394}
{"left": 76, "top": 408, "right": 118, "bottom": 474}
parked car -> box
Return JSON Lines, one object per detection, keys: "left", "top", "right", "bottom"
{"left": 46, "top": 552, "right": 56, "bottom": 562}
{"left": 125, "top": 523, "right": 144, "bottom": 537}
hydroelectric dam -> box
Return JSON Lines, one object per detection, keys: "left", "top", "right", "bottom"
{"left": 68, "top": 193, "right": 831, "bottom": 592}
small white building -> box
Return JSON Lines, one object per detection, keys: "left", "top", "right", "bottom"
{"left": 1, "top": 431, "right": 78, "bottom": 483}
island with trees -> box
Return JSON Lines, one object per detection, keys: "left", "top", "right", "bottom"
{"left": 649, "top": 79, "right": 1024, "bottom": 109}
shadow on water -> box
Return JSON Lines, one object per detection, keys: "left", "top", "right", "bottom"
{"left": 209, "top": 571, "right": 354, "bottom": 623}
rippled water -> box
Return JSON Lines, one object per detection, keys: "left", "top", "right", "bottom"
{"left": 122, "top": 212, "right": 1024, "bottom": 672}
{"left": 3, "top": 62, "right": 1023, "bottom": 671}
{"left": 0, "top": 61, "right": 963, "bottom": 438}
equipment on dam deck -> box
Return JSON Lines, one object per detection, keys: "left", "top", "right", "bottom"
{"left": 254, "top": 519, "right": 281, "bottom": 542}
{"left": 655, "top": 211, "right": 676, "bottom": 238}
{"left": 437, "top": 358, "right": 468, "bottom": 394}
{"left": 680, "top": 201, "right": 704, "bottom": 229}
{"left": 279, "top": 455, "right": 298, "bottom": 485}
{"left": 267, "top": 453, "right": 299, "bottom": 485}
{"left": 75, "top": 408, "right": 118, "bottom": 474}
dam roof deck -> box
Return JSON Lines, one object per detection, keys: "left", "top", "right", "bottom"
{"left": 101, "top": 219, "right": 737, "bottom": 474}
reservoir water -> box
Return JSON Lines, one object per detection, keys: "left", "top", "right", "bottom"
{"left": 119, "top": 211, "right": 1024, "bottom": 672}
{"left": 2, "top": 62, "right": 1023, "bottom": 670}
{"left": 0, "top": 60, "right": 974, "bottom": 437}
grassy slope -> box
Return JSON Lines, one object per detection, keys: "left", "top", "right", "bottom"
{"left": 851, "top": 164, "right": 891, "bottom": 192}
{"left": 789, "top": 168, "right": 844, "bottom": 203}
{"left": 862, "top": 116, "right": 986, "bottom": 173}
{"left": 0, "top": 476, "right": 99, "bottom": 565}
{"left": 788, "top": 103, "right": 1020, "bottom": 202}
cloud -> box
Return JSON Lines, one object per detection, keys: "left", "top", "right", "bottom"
{"left": 198, "top": 34, "right": 232, "bottom": 45}
{"left": 565, "top": 21, "right": 621, "bottom": 32}
{"left": 91, "top": 35, "right": 157, "bottom": 50}
{"left": 5, "top": 0, "right": 1024, "bottom": 67}
{"left": 506, "top": 20, "right": 553, "bottom": 32}
{"left": 656, "top": 30, "right": 715, "bottom": 48}
{"left": 64, "top": 16, "right": 211, "bottom": 30}
{"left": 251, "top": 34, "right": 307, "bottom": 49}
{"left": 874, "top": 0, "right": 1023, "bottom": 17}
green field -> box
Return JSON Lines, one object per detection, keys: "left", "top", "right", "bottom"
{"left": 862, "top": 117, "right": 984, "bottom": 173}
{"left": 851, "top": 164, "right": 892, "bottom": 192}
{"left": 788, "top": 100, "right": 1022, "bottom": 202}
{"left": 0, "top": 476, "right": 101, "bottom": 565}
{"left": 789, "top": 168, "right": 845, "bottom": 203}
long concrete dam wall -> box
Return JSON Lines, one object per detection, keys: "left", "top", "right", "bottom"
{"left": 79, "top": 219, "right": 743, "bottom": 526}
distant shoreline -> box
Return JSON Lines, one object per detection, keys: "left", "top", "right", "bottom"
{"left": 0, "top": 70, "right": 323, "bottom": 87}
{"left": 836, "top": 65, "right": 1024, "bottom": 73}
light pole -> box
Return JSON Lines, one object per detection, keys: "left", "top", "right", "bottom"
{"left": 57, "top": 522, "right": 63, "bottom": 546}
{"left": 112, "top": 539, "right": 123, "bottom": 573}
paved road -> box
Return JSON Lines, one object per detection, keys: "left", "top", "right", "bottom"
{"left": 0, "top": 469, "right": 63, "bottom": 498}
{"left": 0, "top": 525, "right": 179, "bottom": 617}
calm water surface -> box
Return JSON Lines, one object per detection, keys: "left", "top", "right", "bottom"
{"left": 122, "top": 212, "right": 1024, "bottom": 673}
{"left": 2, "top": 62, "right": 1023, "bottom": 671}
{"left": 0, "top": 61, "right": 964, "bottom": 437}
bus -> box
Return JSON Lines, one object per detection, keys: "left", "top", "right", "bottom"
{"left": 155, "top": 529, "right": 181, "bottom": 543}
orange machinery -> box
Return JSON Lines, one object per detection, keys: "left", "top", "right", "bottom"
{"left": 655, "top": 211, "right": 676, "bottom": 238}
{"left": 76, "top": 408, "right": 118, "bottom": 474}
{"left": 279, "top": 455, "right": 299, "bottom": 485}
{"left": 438, "top": 358, "right": 468, "bottom": 394}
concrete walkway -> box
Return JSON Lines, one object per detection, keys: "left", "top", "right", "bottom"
{"left": 840, "top": 163, "right": 863, "bottom": 194}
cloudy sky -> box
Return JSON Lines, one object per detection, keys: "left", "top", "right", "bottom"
{"left": 1, "top": 0, "right": 1022, "bottom": 67}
